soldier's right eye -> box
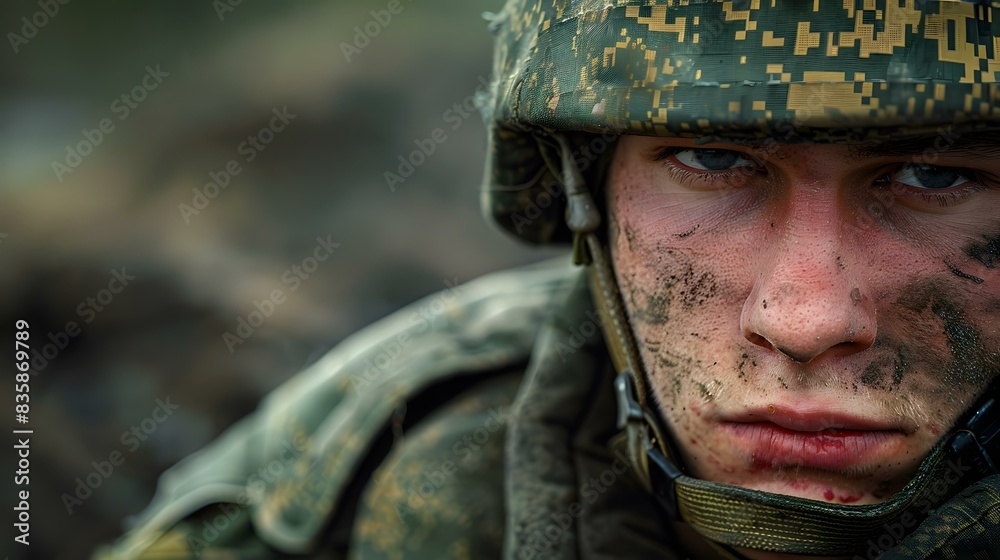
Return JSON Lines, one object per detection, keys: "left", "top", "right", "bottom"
{"left": 673, "top": 149, "right": 755, "bottom": 171}
{"left": 648, "top": 145, "right": 764, "bottom": 192}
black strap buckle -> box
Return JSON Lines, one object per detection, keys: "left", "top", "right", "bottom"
{"left": 948, "top": 392, "right": 1000, "bottom": 482}
{"left": 646, "top": 445, "right": 685, "bottom": 520}
{"left": 614, "top": 371, "right": 685, "bottom": 519}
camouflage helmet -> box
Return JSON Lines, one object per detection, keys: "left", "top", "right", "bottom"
{"left": 481, "top": 0, "right": 1000, "bottom": 243}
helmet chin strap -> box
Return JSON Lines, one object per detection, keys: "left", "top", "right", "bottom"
{"left": 551, "top": 134, "right": 1000, "bottom": 557}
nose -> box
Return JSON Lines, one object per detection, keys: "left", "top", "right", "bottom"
{"left": 741, "top": 216, "right": 876, "bottom": 364}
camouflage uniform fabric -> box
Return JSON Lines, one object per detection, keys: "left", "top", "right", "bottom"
{"left": 93, "top": 259, "right": 572, "bottom": 559}
{"left": 95, "top": 258, "right": 1000, "bottom": 558}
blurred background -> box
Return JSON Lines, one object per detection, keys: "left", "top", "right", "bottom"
{"left": 0, "top": 2, "right": 563, "bottom": 558}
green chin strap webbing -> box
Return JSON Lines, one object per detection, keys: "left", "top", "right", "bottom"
{"left": 550, "top": 133, "right": 989, "bottom": 557}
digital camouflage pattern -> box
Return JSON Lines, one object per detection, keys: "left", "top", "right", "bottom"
{"left": 94, "top": 259, "right": 1000, "bottom": 559}
{"left": 483, "top": 0, "right": 1000, "bottom": 243}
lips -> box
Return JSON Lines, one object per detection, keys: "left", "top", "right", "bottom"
{"left": 720, "top": 406, "right": 909, "bottom": 471}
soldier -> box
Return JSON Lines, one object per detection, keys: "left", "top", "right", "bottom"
{"left": 96, "top": 0, "right": 1000, "bottom": 558}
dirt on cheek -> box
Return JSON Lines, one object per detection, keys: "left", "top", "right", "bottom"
{"left": 947, "top": 263, "right": 985, "bottom": 284}
{"left": 858, "top": 344, "right": 909, "bottom": 391}
{"left": 627, "top": 266, "right": 716, "bottom": 325}
{"left": 677, "top": 266, "right": 718, "bottom": 310}
{"left": 736, "top": 351, "right": 758, "bottom": 383}
{"left": 653, "top": 351, "right": 707, "bottom": 413}
{"left": 624, "top": 225, "right": 639, "bottom": 253}
{"left": 641, "top": 293, "right": 671, "bottom": 325}
{"left": 618, "top": 225, "right": 728, "bottom": 444}
{"left": 890, "top": 282, "right": 1000, "bottom": 388}
{"left": 966, "top": 232, "right": 1000, "bottom": 269}
{"left": 932, "top": 298, "right": 998, "bottom": 387}
{"left": 622, "top": 271, "right": 670, "bottom": 326}
{"left": 620, "top": 229, "right": 719, "bottom": 325}
{"left": 695, "top": 379, "right": 723, "bottom": 402}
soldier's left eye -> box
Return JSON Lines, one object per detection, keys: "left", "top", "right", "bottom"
{"left": 894, "top": 164, "right": 970, "bottom": 190}
{"left": 673, "top": 149, "right": 755, "bottom": 171}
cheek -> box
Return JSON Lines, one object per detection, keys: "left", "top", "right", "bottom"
{"left": 608, "top": 165, "right": 755, "bottom": 430}
{"left": 862, "top": 220, "right": 1000, "bottom": 394}
{"left": 866, "top": 293, "right": 1000, "bottom": 442}
{"left": 607, "top": 157, "right": 757, "bottom": 298}
{"left": 881, "top": 281, "right": 1000, "bottom": 386}
{"left": 610, "top": 197, "right": 737, "bottom": 347}
{"left": 966, "top": 231, "right": 1000, "bottom": 270}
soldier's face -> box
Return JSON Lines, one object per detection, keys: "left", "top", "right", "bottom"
{"left": 607, "top": 135, "right": 1000, "bottom": 507}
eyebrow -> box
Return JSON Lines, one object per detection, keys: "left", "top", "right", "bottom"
{"left": 846, "top": 130, "right": 1000, "bottom": 161}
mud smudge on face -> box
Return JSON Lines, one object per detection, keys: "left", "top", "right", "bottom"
{"left": 967, "top": 232, "right": 1000, "bottom": 269}
{"left": 861, "top": 346, "right": 908, "bottom": 390}
{"left": 643, "top": 337, "right": 662, "bottom": 353}
{"left": 895, "top": 283, "right": 1000, "bottom": 387}
{"left": 947, "top": 263, "right": 985, "bottom": 284}
{"left": 665, "top": 375, "right": 682, "bottom": 409}
{"left": 638, "top": 293, "right": 670, "bottom": 325}
{"left": 658, "top": 353, "right": 677, "bottom": 370}
{"left": 695, "top": 381, "right": 711, "bottom": 401}
{"left": 676, "top": 224, "right": 700, "bottom": 238}
{"left": 931, "top": 299, "right": 997, "bottom": 386}
{"left": 859, "top": 365, "right": 880, "bottom": 389}
{"left": 624, "top": 224, "right": 639, "bottom": 253}
{"left": 892, "top": 349, "right": 907, "bottom": 386}
{"left": 625, "top": 282, "right": 669, "bottom": 326}
{"left": 677, "top": 267, "right": 717, "bottom": 310}
{"left": 737, "top": 351, "right": 752, "bottom": 381}
{"left": 624, "top": 268, "right": 716, "bottom": 325}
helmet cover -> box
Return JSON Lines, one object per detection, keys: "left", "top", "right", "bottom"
{"left": 482, "top": 0, "right": 1000, "bottom": 242}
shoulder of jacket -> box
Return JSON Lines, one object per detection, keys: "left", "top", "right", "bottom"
{"left": 102, "top": 257, "right": 578, "bottom": 559}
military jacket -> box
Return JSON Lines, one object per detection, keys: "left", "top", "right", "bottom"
{"left": 95, "top": 258, "right": 1000, "bottom": 559}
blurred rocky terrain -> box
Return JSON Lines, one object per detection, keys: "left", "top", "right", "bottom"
{"left": 0, "top": 2, "right": 563, "bottom": 558}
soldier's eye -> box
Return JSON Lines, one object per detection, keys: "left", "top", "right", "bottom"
{"left": 894, "top": 164, "right": 969, "bottom": 190}
{"left": 673, "top": 149, "right": 755, "bottom": 171}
